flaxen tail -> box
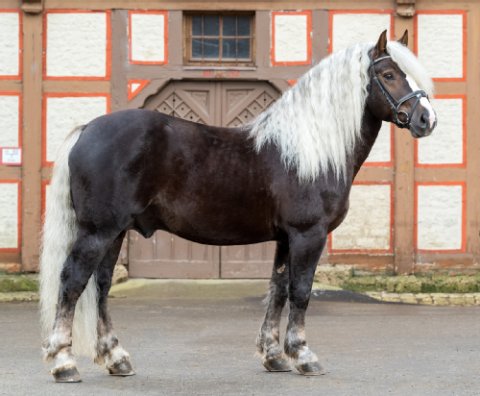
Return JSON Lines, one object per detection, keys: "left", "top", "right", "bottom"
{"left": 39, "top": 125, "right": 98, "bottom": 358}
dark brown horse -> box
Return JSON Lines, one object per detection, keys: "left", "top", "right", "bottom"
{"left": 40, "top": 31, "right": 436, "bottom": 382}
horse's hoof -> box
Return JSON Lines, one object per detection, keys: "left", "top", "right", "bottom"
{"left": 52, "top": 366, "right": 82, "bottom": 383}
{"left": 108, "top": 358, "right": 136, "bottom": 377}
{"left": 296, "top": 361, "right": 325, "bottom": 376}
{"left": 263, "top": 356, "right": 292, "bottom": 372}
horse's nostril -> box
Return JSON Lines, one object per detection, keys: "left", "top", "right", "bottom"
{"left": 420, "top": 111, "right": 429, "bottom": 127}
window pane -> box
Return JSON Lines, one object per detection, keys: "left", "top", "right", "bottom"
{"left": 223, "top": 16, "right": 236, "bottom": 36}
{"left": 237, "top": 39, "right": 250, "bottom": 59}
{"left": 237, "top": 16, "right": 250, "bottom": 36}
{"left": 192, "top": 16, "right": 203, "bottom": 36}
{"left": 204, "top": 15, "right": 219, "bottom": 36}
{"left": 222, "top": 38, "right": 236, "bottom": 59}
{"left": 192, "top": 38, "right": 203, "bottom": 58}
{"left": 203, "top": 38, "right": 219, "bottom": 58}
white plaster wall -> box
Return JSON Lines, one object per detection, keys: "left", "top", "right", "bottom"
{"left": 0, "top": 95, "right": 19, "bottom": 147}
{"left": 46, "top": 12, "right": 107, "bottom": 77}
{"left": 417, "top": 185, "right": 463, "bottom": 250}
{"left": 417, "top": 14, "right": 463, "bottom": 79}
{"left": 274, "top": 14, "right": 308, "bottom": 63}
{"left": 131, "top": 13, "right": 166, "bottom": 62}
{"left": 332, "top": 184, "right": 391, "bottom": 250}
{"left": 365, "top": 122, "right": 391, "bottom": 164}
{"left": 0, "top": 12, "right": 19, "bottom": 76}
{"left": 46, "top": 96, "right": 107, "bottom": 162}
{"left": 0, "top": 183, "right": 18, "bottom": 249}
{"left": 332, "top": 14, "right": 391, "bottom": 53}
{"left": 417, "top": 98, "right": 463, "bottom": 165}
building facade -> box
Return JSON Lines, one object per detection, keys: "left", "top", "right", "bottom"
{"left": 0, "top": 0, "right": 477, "bottom": 277}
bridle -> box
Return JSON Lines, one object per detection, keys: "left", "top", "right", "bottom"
{"left": 370, "top": 55, "right": 428, "bottom": 129}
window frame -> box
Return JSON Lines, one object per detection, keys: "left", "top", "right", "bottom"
{"left": 184, "top": 12, "right": 255, "bottom": 66}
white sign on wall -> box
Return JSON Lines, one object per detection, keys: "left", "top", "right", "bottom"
{"left": 1, "top": 148, "right": 22, "bottom": 166}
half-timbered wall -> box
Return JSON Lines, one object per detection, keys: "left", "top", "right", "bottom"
{"left": 0, "top": 0, "right": 477, "bottom": 276}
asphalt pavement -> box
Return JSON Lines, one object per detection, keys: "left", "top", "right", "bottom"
{"left": 1, "top": 280, "right": 479, "bottom": 396}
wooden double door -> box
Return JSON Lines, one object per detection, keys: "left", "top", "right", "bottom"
{"left": 128, "top": 81, "right": 281, "bottom": 278}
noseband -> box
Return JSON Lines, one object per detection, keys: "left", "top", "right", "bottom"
{"left": 370, "top": 55, "right": 428, "bottom": 129}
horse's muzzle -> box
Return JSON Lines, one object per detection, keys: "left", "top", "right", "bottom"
{"left": 409, "top": 109, "right": 436, "bottom": 138}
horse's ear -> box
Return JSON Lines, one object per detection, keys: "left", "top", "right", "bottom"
{"left": 398, "top": 29, "right": 408, "bottom": 46}
{"left": 375, "top": 30, "right": 388, "bottom": 55}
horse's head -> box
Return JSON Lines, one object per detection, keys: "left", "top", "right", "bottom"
{"left": 367, "top": 30, "right": 436, "bottom": 138}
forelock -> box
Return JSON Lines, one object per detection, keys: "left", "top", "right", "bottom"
{"left": 387, "top": 41, "right": 434, "bottom": 97}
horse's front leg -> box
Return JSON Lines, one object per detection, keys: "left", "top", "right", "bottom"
{"left": 257, "top": 240, "right": 291, "bottom": 372}
{"left": 285, "top": 228, "right": 326, "bottom": 376}
{"left": 94, "top": 232, "right": 135, "bottom": 376}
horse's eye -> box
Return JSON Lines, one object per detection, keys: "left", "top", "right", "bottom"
{"left": 383, "top": 73, "right": 394, "bottom": 80}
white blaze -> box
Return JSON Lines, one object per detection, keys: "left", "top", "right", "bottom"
{"left": 406, "top": 75, "right": 436, "bottom": 128}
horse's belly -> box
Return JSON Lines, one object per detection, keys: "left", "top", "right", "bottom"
{"left": 134, "top": 200, "right": 275, "bottom": 246}
{"left": 171, "top": 229, "right": 273, "bottom": 246}
{"left": 169, "top": 214, "right": 274, "bottom": 245}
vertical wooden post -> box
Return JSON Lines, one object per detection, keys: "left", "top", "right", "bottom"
{"left": 21, "top": 10, "right": 43, "bottom": 271}
{"left": 393, "top": 15, "right": 415, "bottom": 274}
{"left": 110, "top": 10, "right": 128, "bottom": 112}
{"left": 255, "top": 11, "right": 270, "bottom": 68}
{"left": 465, "top": 6, "right": 480, "bottom": 264}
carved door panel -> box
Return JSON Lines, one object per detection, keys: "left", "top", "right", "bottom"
{"left": 222, "top": 82, "right": 278, "bottom": 127}
{"left": 129, "top": 81, "right": 281, "bottom": 278}
{"left": 143, "top": 82, "right": 219, "bottom": 125}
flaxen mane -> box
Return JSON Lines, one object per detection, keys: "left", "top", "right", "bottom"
{"left": 250, "top": 41, "right": 433, "bottom": 182}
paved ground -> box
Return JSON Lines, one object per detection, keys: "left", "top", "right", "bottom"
{"left": 1, "top": 280, "right": 480, "bottom": 396}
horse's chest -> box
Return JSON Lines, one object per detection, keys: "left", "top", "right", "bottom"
{"left": 322, "top": 190, "right": 350, "bottom": 233}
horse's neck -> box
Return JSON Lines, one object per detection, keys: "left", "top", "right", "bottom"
{"left": 351, "top": 108, "right": 383, "bottom": 178}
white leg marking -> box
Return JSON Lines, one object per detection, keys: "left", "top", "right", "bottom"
{"left": 51, "top": 349, "right": 77, "bottom": 374}
{"left": 106, "top": 346, "right": 130, "bottom": 368}
{"left": 296, "top": 346, "right": 319, "bottom": 365}
{"left": 43, "top": 328, "right": 71, "bottom": 361}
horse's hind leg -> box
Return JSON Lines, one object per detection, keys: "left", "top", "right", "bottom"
{"left": 43, "top": 230, "right": 116, "bottom": 382}
{"left": 256, "top": 240, "right": 292, "bottom": 372}
{"left": 284, "top": 228, "right": 326, "bottom": 376}
{"left": 94, "top": 231, "right": 135, "bottom": 376}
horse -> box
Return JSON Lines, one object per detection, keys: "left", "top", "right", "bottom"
{"left": 39, "top": 30, "right": 436, "bottom": 382}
